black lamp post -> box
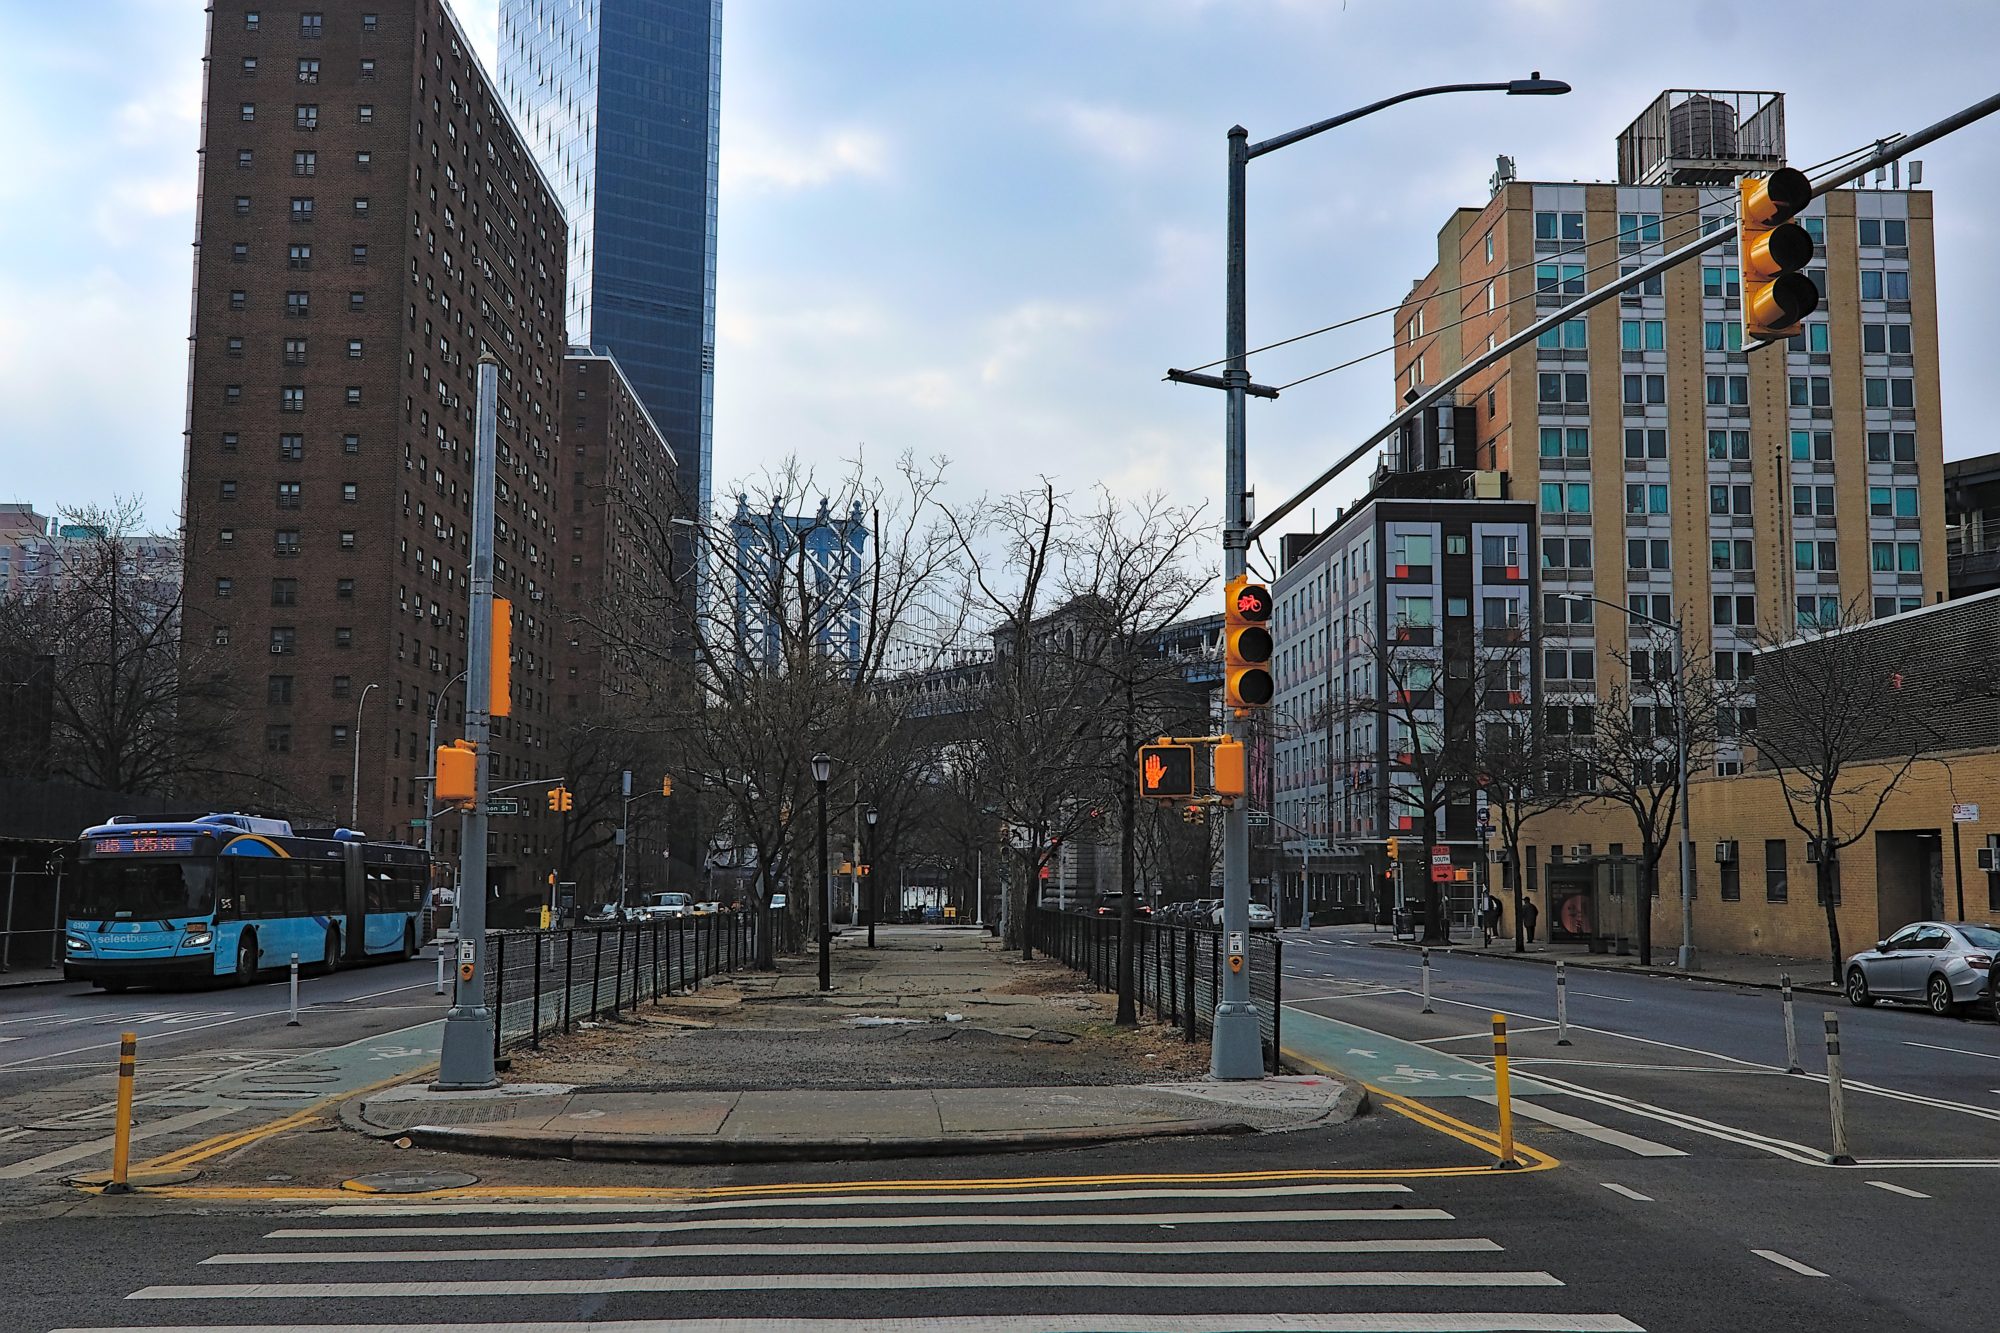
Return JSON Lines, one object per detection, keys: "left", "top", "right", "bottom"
{"left": 812, "top": 751, "right": 832, "bottom": 990}
{"left": 865, "top": 804, "right": 880, "bottom": 947}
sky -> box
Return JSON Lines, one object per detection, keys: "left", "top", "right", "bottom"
{"left": 4, "top": 0, "right": 1998, "bottom": 549}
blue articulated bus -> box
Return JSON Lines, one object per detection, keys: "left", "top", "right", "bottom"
{"left": 64, "top": 813, "right": 428, "bottom": 991}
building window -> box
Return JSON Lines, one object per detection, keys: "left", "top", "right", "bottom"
{"left": 1796, "top": 595, "right": 1841, "bottom": 629}
{"left": 1539, "top": 482, "right": 1591, "bottom": 516}
{"left": 231, "top": 242, "right": 249, "bottom": 263}
{"left": 1626, "top": 538, "right": 1671, "bottom": 571}
{"left": 1624, "top": 484, "right": 1668, "bottom": 516}
{"left": 1792, "top": 484, "right": 1834, "bottom": 517}
{"left": 1534, "top": 211, "right": 1584, "bottom": 243}
{"left": 353, "top": 196, "right": 370, "bottom": 216}
{"left": 339, "top": 530, "right": 356, "bottom": 550}
{"left": 292, "top": 150, "right": 316, "bottom": 177}
{"left": 218, "top": 527, "right": 235, "bottom": 547}
{"left": 355, "top": 150, "right": 372, "bottom": 170}
{"left": 341, "top": 482, "right": 359, "bottom": 503}
{"left": 359, "top": 58, "right": 376, "bottom": 80}
{"left": 280, "top": 433, "right": 303, "bottom": 459}
{"left": 240, "top": 103, "right": 256, "bottom": 122}
{"left": 287, "top": 243, "right": 311, "bottom": 269}
{"left": 1793, "top": 540, "right": 1839, "bottom": 572}
{"left": 1702, "top": 321, "right": 1745, "bottom": 352}
{"left": 299, "top": 12, "right": 323, "bottom": 37}
{"left": 1790, "top": 430, "right": 1834, "bottom": 462}
{"left": 337, "top": 578, "right": 355, "bottom": 599}
{"left": 1701, "top": 266, "right": 1741, "bottom": 299}
{"left": 1617, "top": 212, "right": 1662, "bottom": 245}
{"left": 1711, "top": 539, "right": 1755, "bottom": 572}
{"left": 1720, "top": 857, "right": 1741, "bottom": 901}
{"left": 228, "top": 289, "right": 247, "bottom": 311}
{"left": 244, "top": 10, "right": 260, "bottom": 29}
{"left": 294, "top": 103, "right": 318, "bottom": 130}
{"left": 1623, "top": 428, "right": 1666, "bottom": 460}
{"left": 281, "top": 386, "right": 305, "bottom": 412}
{"left": 1536, "top": 319, "right": 1587, "bottom": 351}
{"left": 269, "top": 626, "right": 297, "bottom": 656}
{"left": 297, "top": 57, "right": 319, "bottom": 83}
{"left": 233, "top": 195, "right": 251, "bottom": 216}
{"left": 268, "top": 675, "right": 293, "bottom": 705}
{"left": 347, "top": 338, "right": 364, "bottom": 359}
{"left": 334, "top": 627, "right": 353, "bottom": 648}
{"left": 343, "top": 432, "right": 360, "bottom": 454}
{"left": 351, "top": 244, "right": 369, "bottom": 264}
{"left": 333, "top": 674, "right": 352, "bottom": 698}
{"left": 275, "top": 529, "right": 301, "bottom": 556}
{"left": 348, "top": 291, "right": 366, "bottom": 312}
{"left": 345, "top": 386, "right": 362, "bottom": 406}
{"left": 358, "top": 105, "right": 374, "bottom": 125}
{"left": 286, "top": 290, "right": 309, "bottom": 317}
{"left": 282, "top": 337, "right": 306, "bottom": 364}
{"left": 289, "top": 197, "right": 314, "bottom": 223}
{"left": 1706, "top": 374, "right": 1750, "bottom": 405}
{"left": 271, "top": 577, "right": 297, "bottom": 606}
{"left": 277, "top": 482, "right": 302, "bottom": 509}
{"left": 1764, "top": 841, "right": 1788, "bottom": 902}
{"left": 1623, "top": 373, "right": 1666, "bottom": 405}
{"left": 222, "top": 384, "right": 241, "bottom": 405}
{"left": 214, "top": 577, "right": 233, "bottom": 598}
{"left": 330, "top": 724, "right": 349, "bottom": 746}
{"left": 265, "top": 725, "right": 292, "bottom": 754}
{"left": 220, "top": 432, "right": 239, "bottom": 453}
{"left": 225, "top": 336, "right": 244, "bottom": 358}
{"left": 362, "top": 12, "right": 377, "bottom": 31}
{"left": 1538, "top": 372, "right": 1588, "bottom": 406}
{"left": 1620, "top": 319, "right": 1665, "bottom": 352}
{"left": 236, "top": 149, "right": 253, "bottom": 170}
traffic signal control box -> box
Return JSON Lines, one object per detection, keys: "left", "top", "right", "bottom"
{"left": 1137, "top": 743, "right": 1196, "bottom": 798}
{"left": 1212, "top": 739, "right": 1247, "bottom": 797}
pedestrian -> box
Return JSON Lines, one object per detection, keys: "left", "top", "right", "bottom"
{"left": 1520, "top": 895, "right": 1539, "bottom": 945}
{"left": 1482, "top": 890, "right": 1503, "bottom": 947}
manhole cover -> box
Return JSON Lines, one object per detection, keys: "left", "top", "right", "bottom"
{"left": 345, "top": 1169, "right": 479, "bottom": 1194}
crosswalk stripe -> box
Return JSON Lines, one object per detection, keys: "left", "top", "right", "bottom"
{"left": 134, "top": 1270, "right": 1569, "bottom": 1299}
{"left": 272, "top": 1208, "right": 1455, "bottom": 1240}
{"left": 1471, "top": 1095, "right": 1686, "bottom": 1158}
{"left": 59, "top": 1317, "right": 1650, "bottom": 1333}
{"left": 206, "top": 1237, "right": 1506, "bottom": 1265}
{"left": 314, "top": 1182, "right": 1412, "bottom": 1217}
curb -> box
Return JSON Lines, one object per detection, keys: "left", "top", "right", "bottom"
{"left": 403, "top": 1116, "right": 1259, "bottom": 1164}
{"left": 1361, "top": 936, "right": 1844, "bottom": 997}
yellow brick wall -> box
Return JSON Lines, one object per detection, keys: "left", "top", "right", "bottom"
{"left": 1514, "top": 749, "right": 1996, "bottom": 964}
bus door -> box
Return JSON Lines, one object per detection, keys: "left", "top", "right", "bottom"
{"left": 342, "top": 842, "right": 368, "bottom": 960}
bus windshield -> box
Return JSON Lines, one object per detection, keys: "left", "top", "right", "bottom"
{"left": 71, "top": 860, "right": 215, "bottom": 922}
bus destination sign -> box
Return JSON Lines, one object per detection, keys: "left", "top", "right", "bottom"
{"left": 93, "top": 835, "right": 198, "bottom": 855}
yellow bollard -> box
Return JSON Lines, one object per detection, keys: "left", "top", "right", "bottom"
{"left": 1491, "top": 1013, "right": 1520, "bottom": 1170}
{"left": 103, "top": 1031, "right": 138, "bottom": 1195}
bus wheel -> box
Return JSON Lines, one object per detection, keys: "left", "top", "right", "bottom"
{"left": 322, "top": 926, "right": 342, "bottom": 974}
{"left": 401, "top": 922, "right": 418, "bottom": 961}
{"left": 235, "top": 934, "right": 258, "bottom": 986}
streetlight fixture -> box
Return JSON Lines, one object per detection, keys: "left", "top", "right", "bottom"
{"left": 1186, "top": 72, "right": 1572, "bottom": 1081}
{"left": 865, "top": 804, "right": 880, "bottom": 948}
{"left": 1559, "top": 592, "right": 1696, "bottom": 969}
{"left": 349, "top": 682, "right": 379, "bottom": 828}
{"left": 812, "top": 751, "right": 832, "bottom": 990}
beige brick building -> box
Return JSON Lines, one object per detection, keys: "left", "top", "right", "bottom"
{"left": 1388, "top": 92, "right": 1956, "bottom": 956}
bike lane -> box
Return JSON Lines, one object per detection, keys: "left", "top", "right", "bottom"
{"left": 1281, "top": 1000, "right": 1552, "bottom": 1099}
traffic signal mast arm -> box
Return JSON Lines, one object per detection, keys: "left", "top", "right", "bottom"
{"left": 1246, "top": 88, "right": 2000, "bottom": 546}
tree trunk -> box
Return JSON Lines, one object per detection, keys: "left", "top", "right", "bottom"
{"left": 1508, "top": 835, "right": 1526, "bottom": 954}
{"left": 1017, "top": 844, "right": 1037, "bottom": 960}
{"left": 1637, "top": 849, "right": 1656, "bottom": 968}
{"left": 1418, "top": 809, "right": 1449, "bottom": 944}
{"left": 1820, "top": 853, "right": 1843, "bottom": 986}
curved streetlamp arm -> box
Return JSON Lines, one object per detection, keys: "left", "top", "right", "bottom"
{"left": 1248, "top": 78, "right": 1564, "bottom": 159}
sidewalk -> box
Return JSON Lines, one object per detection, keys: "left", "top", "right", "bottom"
{"left": 347, "top": 926, "right": 1360, "bottom": 1163}
{"left": 0, "top": 965, "right": 64, "bottom": 989}
{"left": 1298, "top": 922, "right": 1843, "bottom": 996}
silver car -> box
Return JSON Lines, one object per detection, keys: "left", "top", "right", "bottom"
{"left": 1844, "top": 920, "right": 2000, "bottom": 1015}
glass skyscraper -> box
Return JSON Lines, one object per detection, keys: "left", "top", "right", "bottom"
{"left": 500, "top": 0, "right": 722, "bottom": 514}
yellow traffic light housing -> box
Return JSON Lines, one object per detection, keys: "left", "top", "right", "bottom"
{"left": 490, "top": 597, "right": 513, "bottom": 718}
{"left": 1738, "top": 167, "right": 1818, "bottom": 342}
{"left": 546, "top": 784, "right": 573, "bottom": 813}
{"left": 1223, "top": 576, "right": 1274, "bottom": 713}
{"left": 1386, "top": 836, "right": 1400, "bottom": 862}
{"left": 435, "top": 740, "right": 477, "bottom": 805}
{"left": 1138, "top": 743, "right": 1196, "bottom": 799}
{"left": 1212, "top": 739, "right": 1247, "bottom": 797}
{"left": 660, "top": 775, "right": 674, "bottom": 797}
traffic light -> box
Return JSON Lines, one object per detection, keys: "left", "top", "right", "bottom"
{"left": 660, "top": 775, "right": 674, "bottom": 797}
{"left": 1212, "top": 739, "right": 1247, "bottom": 797}
{"left": 1138, "top": 743, "right": 1195, "bottom": 798}
{"left": 490, "top": 597, "right": 513, "bottom": 718}
{"left": 1386, "top": 836, "right": 1400, "bottom": 861}
{"left": 546, "top": 785, "right": 573, "bottom": 813}
{"left": 1738, "top": 166, "right": 1818, "bottom": 343}
{"left": 1181, "top": 804, "right": 1205, "bottom": 825}
{"left": 435, "top": 740, "right": 477, "bottom": 805}
{"left": 1223, "top": 575, "right": 1274, "bottom": 713}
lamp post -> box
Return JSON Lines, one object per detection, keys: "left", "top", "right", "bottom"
{"left": 422, "top": 669, "right": 469, "bottom": 864}
{"left": 349, "top": 681, "right": 378, "bottom": 828}
{"left": 1561, "top": 592, "right": 1696, "bottom": 970}
{"left": 812, "top": 751, "right": 832, "bottom": 990}
{"left": 865, "top": 804, "right": 880, "bottom": 947}
{"left": 1191, "top": 73, "right": 1570, "bottom": 1081}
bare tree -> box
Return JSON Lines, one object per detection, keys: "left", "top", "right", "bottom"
{"left": 1749, "top": 600, "right": 1955, "bottom": 985}
{"left": 1581, "top": 632, "right": 1726, "bottom": 966}
{"left": 1469, "top": 651, "right": 1582, "bottom": 953}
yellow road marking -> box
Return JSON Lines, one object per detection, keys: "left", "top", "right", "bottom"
{"left": 1283, "top": 1048, "right": 1560, "bottom": 1175}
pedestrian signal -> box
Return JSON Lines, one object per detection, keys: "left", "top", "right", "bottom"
{"left": 435, "top": 740, "right": 477, "bottom": 804}
{"left": 1138, "top": 743, "right": 1195, "bottom": 798}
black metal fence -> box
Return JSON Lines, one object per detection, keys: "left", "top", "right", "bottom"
{"left": 481, "top": 913, "right": 758, "bottom": 1055}
{"left": 1030, "top": 909, "right": 1284, "bottom": 1073}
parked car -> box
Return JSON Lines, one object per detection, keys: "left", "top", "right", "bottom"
{"left": 1091, "top": 893, "right": 1152, "bottom": 919}
{"left": 1844, "top": 920, "right": 2000, "bottom": 1015}
{"left": 1208, "top": 901, "right": 1276, "bottom": 931}
{"left": 634, "top": 892, "right": 692, "bottom": 920}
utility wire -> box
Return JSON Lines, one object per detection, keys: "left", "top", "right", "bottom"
{"left": 1177, "top": 200, "right": 1715, "bottom": 377}
{"left": 1272, "top": 211, "right": 1719, "bottom": 393}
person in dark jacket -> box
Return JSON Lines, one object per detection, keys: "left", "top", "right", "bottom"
{"left": 1481, "top": 891, "right": 1504, "bottom": 946}
{"left": 1520, "top": 895, "right": 1540, "bottom": 944}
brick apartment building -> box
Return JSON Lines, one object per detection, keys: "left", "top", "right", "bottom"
{"left": 180, "top": 1, "right": 574, "bottom": 894}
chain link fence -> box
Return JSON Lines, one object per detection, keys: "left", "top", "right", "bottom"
{"left": 480, "top": 913, "right": 758, "bottom": 1055}
{"left": 1030, "top": 908, "right": 1284, "bottom": 1073}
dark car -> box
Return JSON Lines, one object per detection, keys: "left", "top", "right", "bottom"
{"left": 1091, "top": 893, "right": 1152, "bottom": 919}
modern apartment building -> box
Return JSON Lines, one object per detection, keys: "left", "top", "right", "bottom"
{"left": 1380, "top": 90, "right": 1948, "bottom": 942}
{"left": 180, "top": 2, "right": 572, "bottom": 892}
{"left": 1270, "top": 471, "right": 1536, "bottom": 924}
{"left": 500, "top": 0, "right": 723, "bottom": 516}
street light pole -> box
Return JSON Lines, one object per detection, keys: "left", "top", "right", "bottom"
{"left": 422, "top": 670, "right": 468, "bottom": 864}
{"left": 813, "top": 752, "right": 832, "bottom": 990}
{"left": 349, "top": 681, "right": 378, "bottom": 828}
{"left": 865, "top": 804, "right": 879, "bottom": 947}
{"left": 1203, "top": 74, "right": 1570, "bottom": 1083}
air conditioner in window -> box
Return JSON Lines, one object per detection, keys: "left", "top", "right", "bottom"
{"left": 1570, "top": 844, "right": 1591, "bottom": 859}
{"left": 1979, "top": 848, "right": 1997, "bottom": 873}
{"left": 269, "top": 643, "right": 286, "bottom": 654}
{"left": 1714, "top": 839, "right": 1739, "bottom": 864}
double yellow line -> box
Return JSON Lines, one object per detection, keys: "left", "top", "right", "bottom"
{"left": 123, "top": 1066, "right": 435, "bottom": 1179}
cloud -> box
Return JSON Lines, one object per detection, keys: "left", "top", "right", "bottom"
{"left": 722, "top": 124, "right": 889, "bottom": 193}
{"left": 978, "top": 300, "right": 1101, "bottom": 386}
{"left": 1045, "top": 100, "right": 1172, "bottom": 170}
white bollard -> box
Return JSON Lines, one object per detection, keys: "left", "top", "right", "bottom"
{"left": 286, "top": 953, "right": 301, "bottom": 1027}
{"left": 1420, "top": 947, "right": 1434, "bottom": 1014}
{"left": 435, "top": 937, "right": 448, "bottom": 996}
{"left": 1824, "top": 1011, "right": 1853, "bottom": 1165}
{"left": 1782, "top": 973, "right": 1802, "bottom": 1074}
{"left": 1555, "top": 961, "right": 1571, "bottom": 1046}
